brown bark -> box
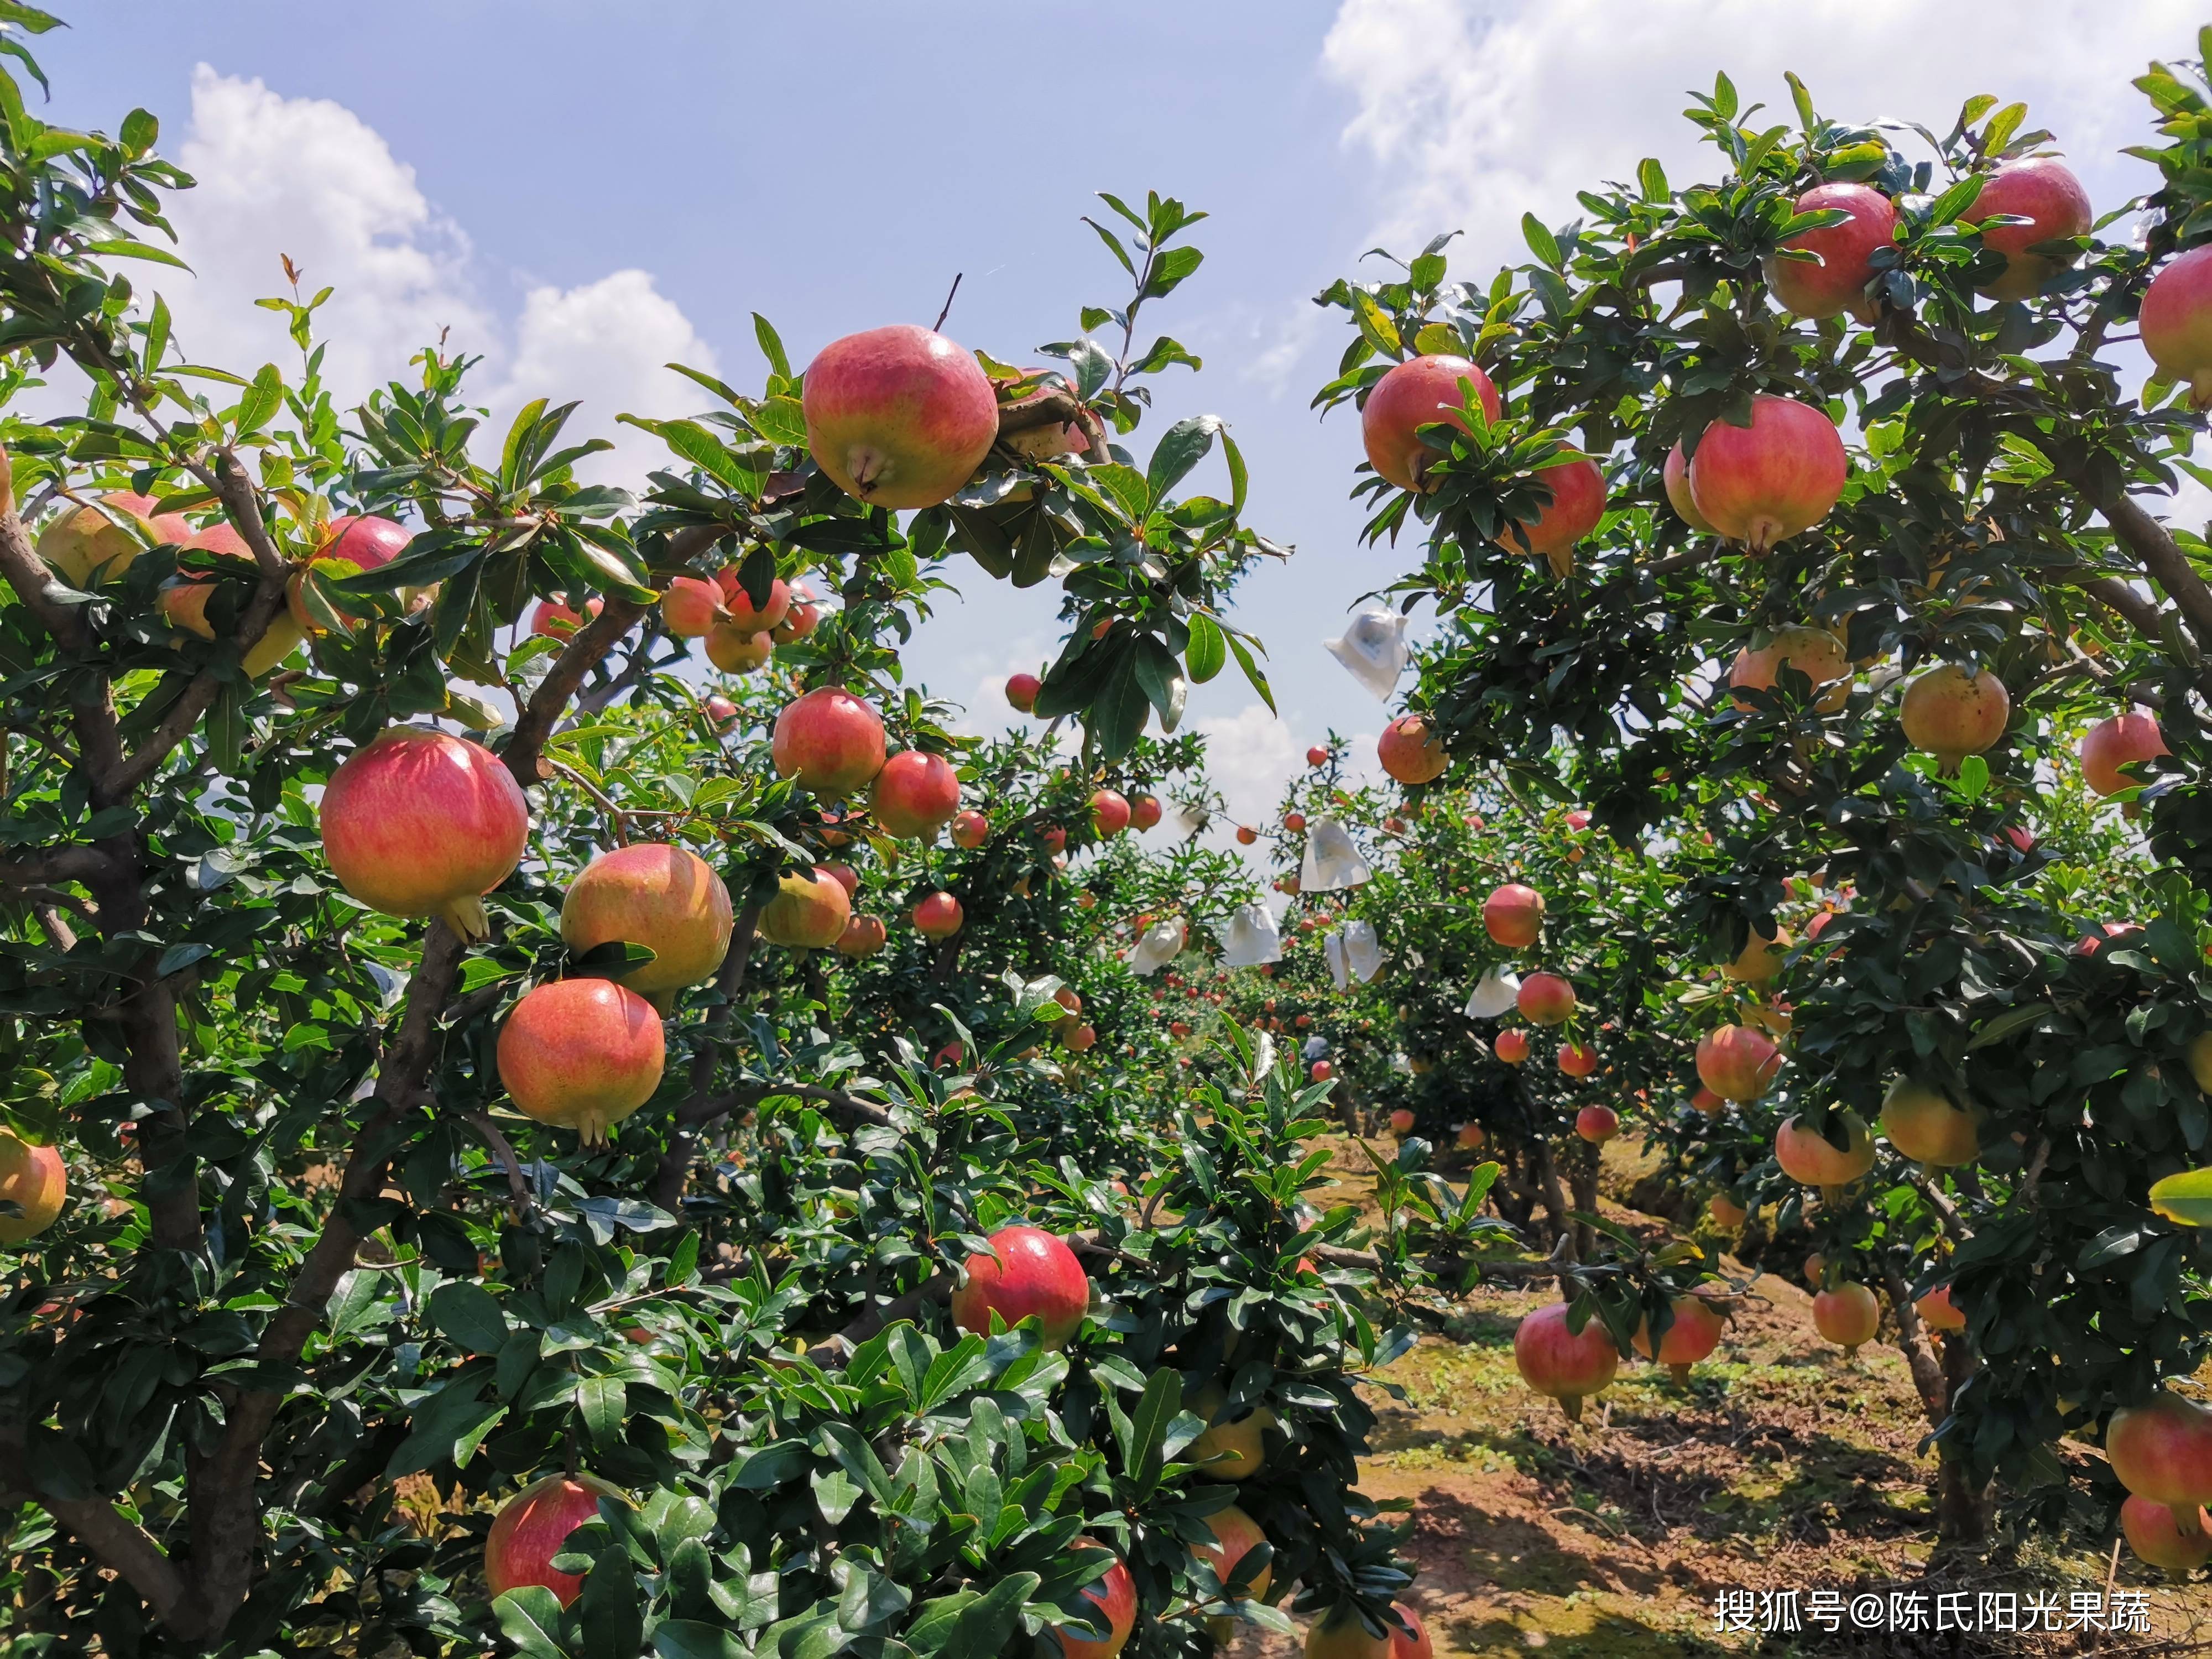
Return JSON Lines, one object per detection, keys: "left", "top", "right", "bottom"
{"left": 1878, "top": 1262, "right": 1988, "bottom": 1545}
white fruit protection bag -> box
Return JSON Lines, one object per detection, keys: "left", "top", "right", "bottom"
{"left": 1324, "top": 920, "right": 1384, "bottom": 991}
{"left": 1128, "top": 916, "right": 1187, "bottom": 977}
{"left": 1464, "top": 968, "right": 1521, "bottom": 1020}
{"left": 1300, "top": 818, "right": 1372, "bottom": 893}
{"left": 1215, "top": 902, "right": 1282, "bottom": 968}
{"left": 1326, "top": 605, "right": 1411, "bottom": 702}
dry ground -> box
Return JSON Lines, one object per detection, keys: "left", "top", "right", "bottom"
{"left": 1223, "top": 1136, "right": 2212, "bottom": 1657}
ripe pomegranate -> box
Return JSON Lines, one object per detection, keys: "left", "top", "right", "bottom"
{"left": 1283, "top": 811, "right": 1307, "bottom": 833}
{"left": 1387, "top": 1604, "right": 1434, "bottom": 1659}
{"left": 1573, "top": 1100, "right": 1615, "bottom": 1137}
{"left": 1192, "top": 1503, "right": 1272, "bottom": 1629}
{"left": 771, "top": 597, "right": 821, "bottom": 644}
{"left": 294, "top": 514, "right": 413, "bottom": 629}
{"left": 1306, "top": 1609, "right": 1392, "bottom": 1659}
{"left": 706, "top": 622, "right": 773, "bottom": 674}
{"left": 836, "top": 913, "right": 887, "bottom": 957}
{"left": 1662, "top": 443, "right": 1718, "bottom": 534}
{"left": 1496, "top": 457, "right": 1606, "bottom": 577}
{"left": 1378, "top": 714, "right": 1448, "bottom": 785}
{"left": 949, "top": 1224, "right": 1089, "bottom": 1348}
{"left": 1632, "top": 1292, "right": 1728, "bottom": 1384}
{"left": 821, "top": 863, "right": 859, "bottom": 898}
{"left": 1235, "top": 826, "right": 1259, "bottom": 846}
{"left": 1065, "top": 1023, "right": 1097, "bottom": 1052}
{"left": 2142, "top": 243, "right": 2212, "bottom": 409}
{"left": 1091, "top": 789, "right": 1131, "bottom": 837}
{"left": 1361, "top": 354, "right": 1502, "bottom": 491}
{"left": 2079, "top": 711, "right": 2167, "bottom": 797}
{"left": 1005, "top": 672, "right": 1042, "bottom": 712}
{"left": 1880, "top": 1079, "right": 1978, "bottom": 1167}
{"left": 1512, "top": 1301, "right": 1620, "bottom": 1422}
{"left": 1455, "top": 1123, "right": 1486, "bottom": 1151}
{"left": 1493, "top": 1030, "right": 1530, "bottom": 1065}
{"left": 1764, "top": 182, "right": 1896, "bottom": 319}
{"left": 713, "top": 570, "right": 791, "bottom": 635}
{"left": 1686, "top": 396, "right": 1848, "bottom": 553}
{"left": 1310, "top": 1060, "right": 1334, "bottom": 1082}
{"left": 1775, "top": 1112, "right": 1875, "bottom": 1191}
{"left": 1307, "top": 745, "right": 1329, "bottom": 767}
{"left": 1131, "top": 794, "right": 1162, "bottom": 830}
{"left": 1055, "top": 1540, "right": 1138, "bottom": 1659}
{"left": 38, "top": 492, "right": 192, "bottom": 585}
{"left": 1914, "top": 1284, "right": 1966, "bottom": 1334}
{"left": 2109, "top": 1392, "right": 2212, "bottom": 1533}
{"left": 1190, "top": 1381, "right": 1271, "bottom": 1480}
{"left": 483, "top": 1474, "right": 627, "bottom": 1606}
{"left": 773, "top": 688, "right": 888, "bottom": 798}
{"left": 1386, "top": 1108, "right": 1416, "bottom": 1135}
{"left": 1516, "top": 972, "right": 1575, "bottom": 1026}
{"left": 1707, "top": 1192, "right": 1747, "bottom": 1228}
{"left": 560, "top": 843, "right": 733, "bottom": 1006}
{"left": 1812, "top": 1282, "right": 1880, "bottom": 1357}
{"left": 913, "top": 891, "right": 964, "bottom": 938}
{"left": 1971, "top": 158, "right": 2092, "bottom": 302}
{"left": 1727, "top": 626, "right": 1850, "bottom": 712}
{"left": 531, "top": 596, "right": 602, "bottom": 638}
{"left": 802, "top": 324, "right": 998, "bottom": 509}
{"left": 1483, "top": 882, "right": 1545, "bottom": 948}
{"left": 321, "top": 728, "right": 530, "bottom": 941}
{"left": 1901, "top": 664, "right": 2010, "bottom": 770}
{"left": 660, "top": 574, "right": 723, "bottom": 637}
{"left": 2127, "top": 1494, "right": 2212, "bottom": 1572}
{"left": 0, "top": 1129, "right": 66, "bottom": 1243}
{"left": 497, "top": 979, "right": 666, "bottom": 1144}
{"left": 758, "top": 867, "right": 853, "bottom": 948}
{"left": 871, "top": 751, "right": 961, "bottom": 840}
{"left": 1690, "top": 1086, "right": 1725, "bottom": 1115}
{"left": 1695, "top": 1024, "right": 1780, "bottom": 1103}
{"left": 947, "top": 809, "right": 990, "bottom": 850}
{"left": 1721, "top": 925, "right": 1788, "bottom": 983}
{"left": 1037, "top": 825, "right": 1068, "bottom": 855}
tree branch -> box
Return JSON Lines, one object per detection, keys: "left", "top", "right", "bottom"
{"left": 653, "top": 900, "right": 762, "bottom": 1210}
{"left": 0, "top": 1424, "right": 199, "bottom": 1633}
{"left": 0, "top": 492, "right": 90, "bottom": 650}
{"left": 2096, "top": 493, "right": 2212, "bottom": 656}
{"left": 503, "top": 594, "right": 646, "bottom": 786}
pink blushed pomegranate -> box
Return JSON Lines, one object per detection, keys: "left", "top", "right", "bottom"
{"left": 1901, "top": 664, "right": 2010, "bottom": 771}
{"left": 2079, "top": 711, "right": 2167, "bottom": 797}
{"left": 1813, "top": 1282, "right": 1880, "bottom": 1357}
{"left": 913, "top": 891, "right": 964, "bottom": 938}
{"left": 1775, "top": 1112, "right": 1874, "bottom": 1191}
{"left": 560, "top": 843, "right": 733, "bottom": 1006}
{"left": 1091, "top": 789, "right": 1132, "bottom": 837}
{"left": 497, "top": 978, "right": 666, "bottom": 1144}
{"left": 0, "top": 1129, "right": 66, "bottom": 1243}
{"left": 1513, "top": 1301, "right": 1620, "bottom": 1421}
{"left": 1483, "top": 882, "right": 1545, "bottom": 948}
{"left": 803, "top": 324, "right": 999, "bottom": 509}
{"left": 773, "top": 688, "right": 888, "bottom": 798}
{"left": 660, "top": 575, "right": 723, "bottom": 638}
{"left": 1632, "top": 1293, "right": 1728, "bottom": 1384}
{"left": 870, "top": 750, "right": 961, "bottom": 840}
{"left": 1360, "top": 354, "right": 1501, "bottom": 491}
{"left": 1662, "top": 443, "right": 1717, "bottom": 534}
{"left": 2109, "top": 1392, "right": 2212, "bottom": 1533}
{"left": 1687, "top": 396, "right": 1848, "bottom": 554}
{"left": 2142, "top": 243, "right": 2212, "bottom": 409}
{"left": 1971, "top": 158, "right": 2093, "bottom": 302}
{"left": 1054, "top": 1540, "right": 1138, "bottom": 1658}
{"left": 320, "top": 728, "right": 530, "bottom": 941}
{"left": 1516, "top": 972, "right": 1575, "bottom": 1026}
{"left": 1005, "top": 672, "right": 1042, "bottom": 712}
{"left": 949, "top": 1224, "right": 1089, "bottom": 1348}
{"left": 1764, "top": 182, "right": 1896, "bottom": 320}
{"left": 484, "top": 1474, "right": 627, "bottom": 1606}
{"left": 1496, "top": 457, "right": 1606, "bottom": 577}
{"left": 1695, "top": 1024, "right": 1779, "bottom": 1103}
{"left": 758, "top": 868, "right": 852, "bottom": 950}
{"left": 1378, "top": 715, "right": 1448, "bottom": 785}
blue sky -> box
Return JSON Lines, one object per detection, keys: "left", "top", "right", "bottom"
{"left": 35, "top": 0, "right": 2212, "bottom": 835}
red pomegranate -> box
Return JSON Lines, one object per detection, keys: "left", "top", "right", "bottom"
{"left": 948, "top": 808, "right": 990, "bottom": 849}
{"left": 2125, "top": 1493, "right": 2212, "bottom": 1571}
{"left": 1775, "top": 1112, "right": 1874, "bottom": 1192}
{"left": 1091, "top": 789, "right": 1132, "bottom": 837}
{"left": 497, "top": 978, "right": 666, "bottom": 1144}
{"left": 1311, "top": 1060, "right": 1334, "bottom": 1082}
{"left": 1306, "top": 1609, "right": 1392, "bottom": 1659}
{"left": 1283, "top": 811, "right": 1307, "bottom": 833}
{"left": 1901, "top": 664, "right": 2010, "bottom": 771}
{"left": 483, "top": 1473, "right": 627, "bottom": 1606}
{"left": 1720, "top": 925, "right": 1788, "bottom": 983}
{"left": 1662, "top": 443, "right": 1718, "bottom": 534}
{"left": 1516, "top": 972, "right": 1575, "bottom": 1026}
{"left": 2109, "top": 1392, "right": 2212, "bottom": 1533}
{"left": 1813, "top": 1282, "right": 1880, "bottom": 1357}
{"left": 1361, "top": 354, "right": 1501, "bottom": 491}
{"left": 1695, "top": 1024, "right": 1779, "bottom": 1103}
{"left": 1512, "top": 1300, "right": 1620, "bottom": 1421}
{"left": 293, "top": 514, "right": 414, "bottom": 629}
{"left": 1235, "top": 826, "right": 1258, "bottom": 846}
{"left": 836, "top": 913, "right": 887, "bottom": 957}
{"left": 660, "top": 574, "right": 723, "bottom": 638}
{"left": 773, "top": 688, "right": 888, "bottom": 798}
{"left": 1005, "top": 672, "right": 1042, "bottom": 712}
{"left": 1131, "top": 794, "right": 1162, "bottom": 830}
{"left": 821, "top": 863, "right": 859, "bottom": 897}
{"left": 802, "top": 324, "right": 999, "bottom": 509}
{"left": 1493, "top": 1030, "right": 1530, "bottom": 1065}
{"left": 37, "top": 492, "right": 194, "bottom": 586}
{"left": 1191, "top": 1504, "right": 1272, "bottom": 1621}
{"left": 321, "top": 728, "right": 530, "bottom": 941}
{"left": 1307, "top": 745, "right": 1329, "bottom": 767}
{"left": 758, "top": 867, "right": 853, "bottom": 949}
{"left": 1727, "top": 626, "right": 1849, "bottom": 711}
{"left": 0, "top": 1128, "right": 66, "bottom": 1243}
{"left": 949, "top": 1224, "right": 1089, "bottom": 1347}
{"left": 2142, "top": 243, "right": 2212, "bottom": 409}
{"left": 1573, "top": 1100, "right": 1615, "bottom": 1136}
{"left": 1686, "top": 396, "right": 1848, "bottom": 554}
{"left": 1483, "top": 881, "right": 1545, "bottom": 948}
{"left": 2079, "top": 711, "right": 2167, "bottom": 797}
{"left": 1764, "top": 182, "right": 1896, "bottom": 319}
{"left": 713, "top": 570, "right": 791, "bottom": 634}
{"left": 1690, "top": 1086, "right": 1725, "bottom": 1115}
{"left": 1387, "top": 1108, "right": 1415, "bottom": 1134}
{"left": 771, "top": 597, "right": 821, "bottom": 644}
{"left": 560, "top": 843, "right": 733, "bottom": 1006}
{"left": 531, "top": 596, "right": 602, "bottom": 639}
{"left": 1708, "top": 1192, "right": 1747, "bottom": 1228}
{"left": 1387, "top": 1603, "right": 1434, "bottom": 1659}
{"left": 1496, "top": 457, "right": 1606, "bottom": 577}
{"left": 1880, "top": 1079, "right": 1978, "bottom": 1167}
{"left": 913, "top": 891, "right": 964, "bottom": 938}
{"left": 1378, "top": 715, "right": 1447, "bottom": 785}
{"left": 1970, "top": 158, "right": 2092, "bottom": 302}
{"left": 1064, "top": 1023, "right": 1097, "bottom": 1052}
{"left": 1914, "top": 1284, "right": 1966, "bottom": 1334}
{"left": 1054, "top": 1540, "right": 1138, "bottom": 1659}
{"left": 1455, "top": 1123, "right": 1487, "bottom": 1151}
{"left": 1632, "top": 1292, "right": 1728, "bottom": 1384}
{"left": 871, "top": 750, "right": 962, "bottom": 840}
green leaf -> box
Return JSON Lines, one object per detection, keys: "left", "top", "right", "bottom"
{"left": 1146, "top": 415, "right": 1223, "bottom": 504}
{"left": 2151, "top": 1167, "right": 2212, "bottom": 1227}
{"left": 1966, "top": 1001, "right": 2053, "bottom": 1050}
{"left": 655, "top": 1623, "right": 746, "bottom": 1659}
{"left": 1140, "top": 245, "right": 1203, "bottom": 300}
{"left": 494, "top": 1587, "right": 573, "bottom": 1659}
{"left": 577, "top": 1375, "right": 626, "bottom": 1448}
{"left": 1636, "top": 158, "right": 1670, "bottom": 204}
{"left": 1349, "top": 289, "right": 1401, "bottom": 358}
{"left": 578, "top": 1546, "right": 645, "bottom": 1659}
{"left": 1521, "top": 213, "right": 1562, "bottom": 270}
{"left": 1929, "top": 174, "right": 1986, "bottom": 227}
{"left": 1185, "top": 612, "right": 1227, "bottom": 684}
{"left": 1225, "top": 629, "right": 1275, "bottom": 714}
{"left": 427, "top": 1281, "right": 508, "bottom": 1355}
{"left": 753, "top": 312, "right": 792, "bottom": 378}
{"left": 233, "top": 363, "right": 283, "bottom": 438}
{"left": 750, "top": 397, "right": 807, "bottom": 447}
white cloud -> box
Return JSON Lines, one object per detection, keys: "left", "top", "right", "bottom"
{"left": 1197, "top": 700, "right": 1300, "bottom": 838}
{"left": 1322, "top": 0, "right": 2203, "bottom": 261}
{"left": 153, "top": 66, "right": 711, "bottom": 487}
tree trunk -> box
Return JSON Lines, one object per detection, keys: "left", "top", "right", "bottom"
{"left": 1567, "top": 1145, "right": 1598, "bottom": 1265}
{"left": 1531, "top": 1139, "right": 1574, "bottom": 1260}
{"left": 1879, "top": 1263, "right": 1989, "bottom": 1545}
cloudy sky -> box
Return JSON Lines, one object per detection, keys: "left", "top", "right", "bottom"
{"left": 38, "top": 0, "right": 2211, "bottom": 838}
